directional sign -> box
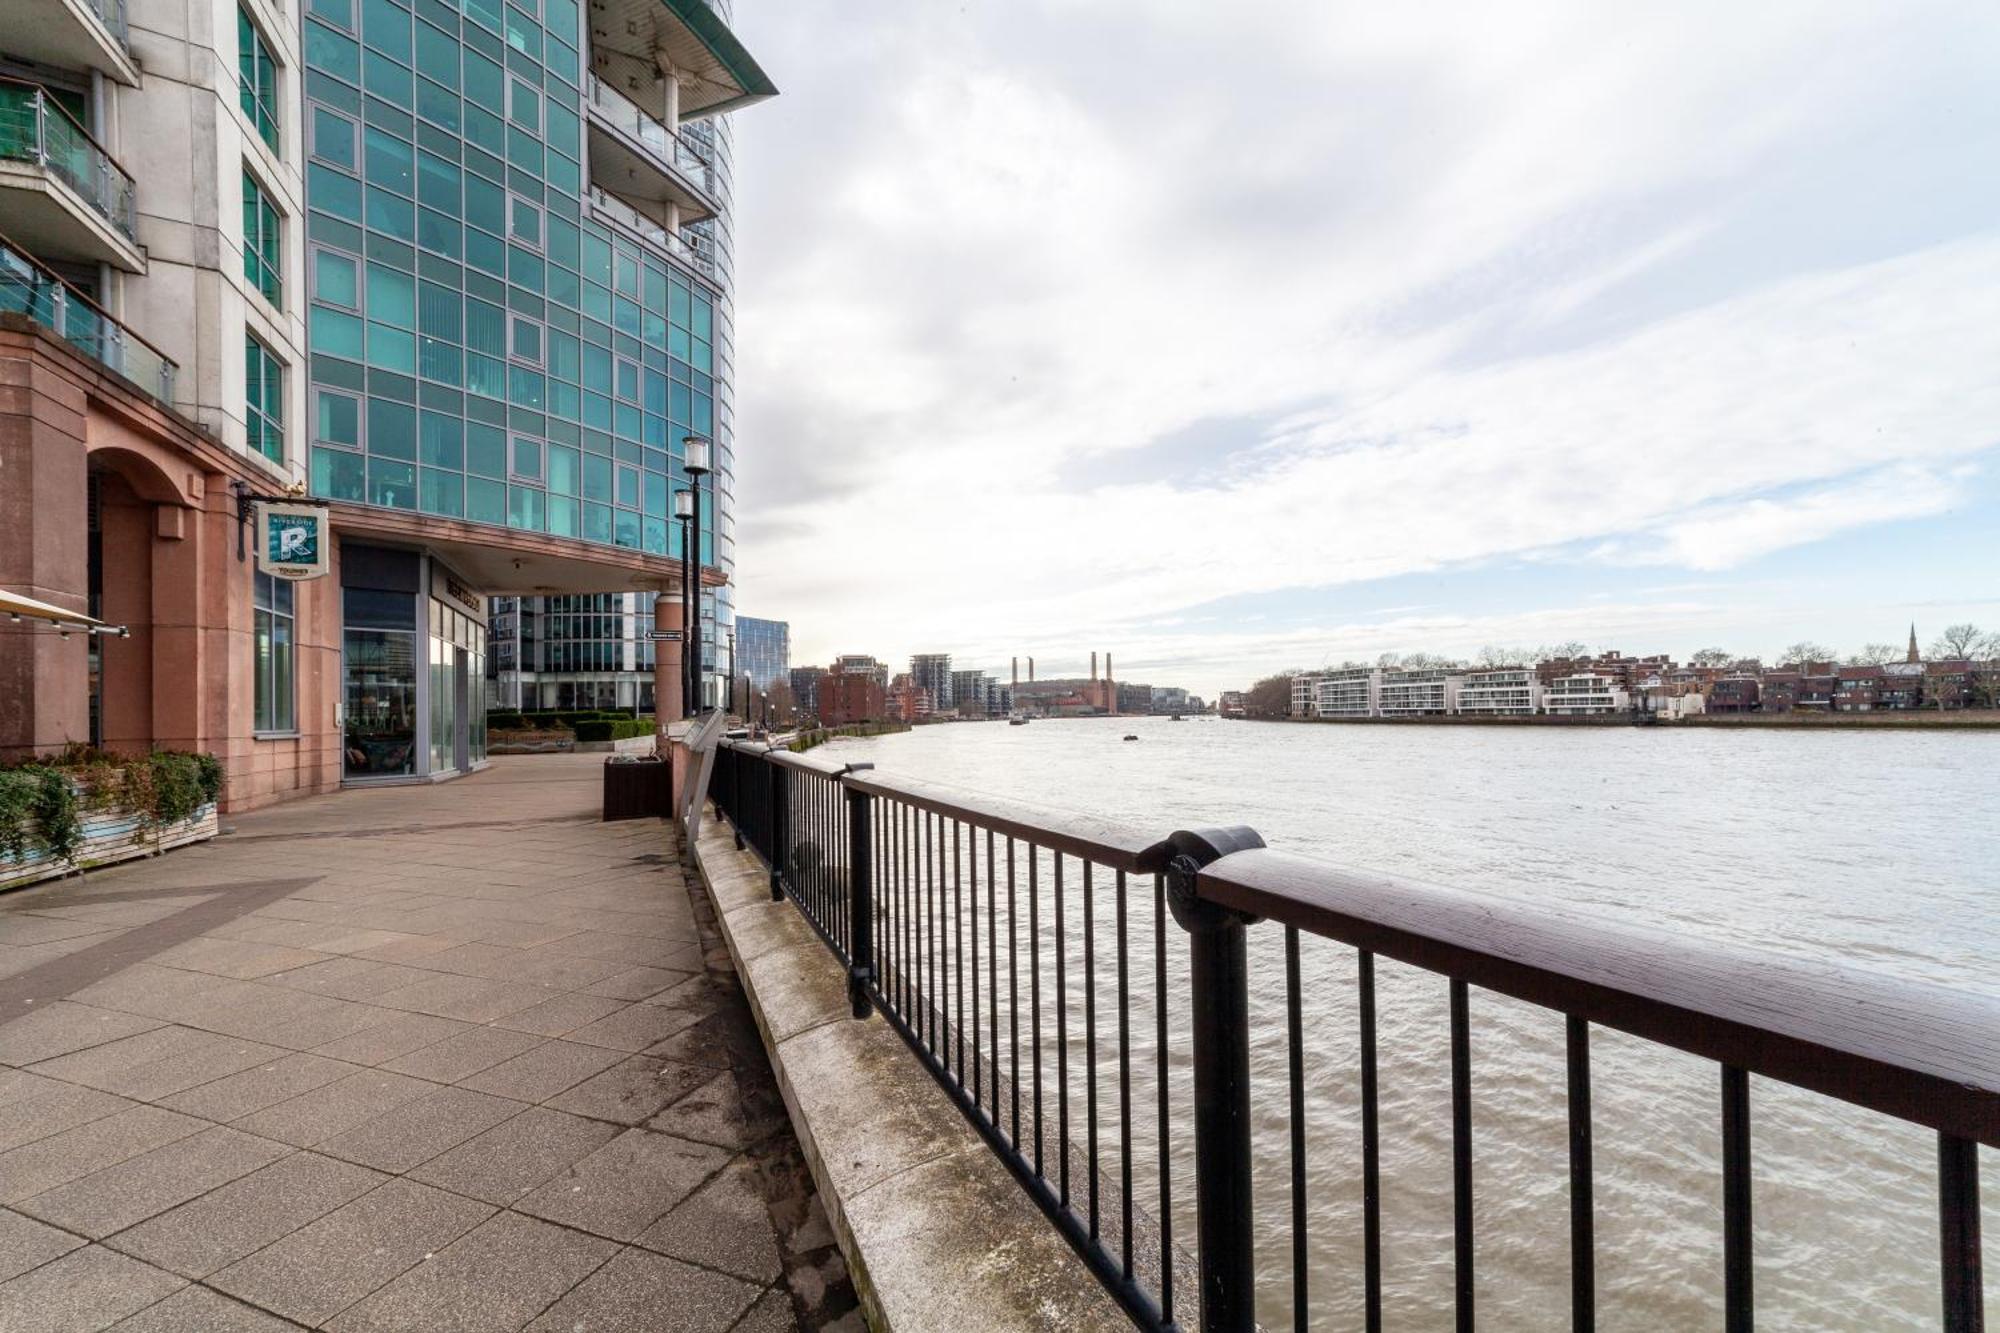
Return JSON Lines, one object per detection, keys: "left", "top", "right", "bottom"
{"left": 649, "top": 630, "right": 684, "bottom": 642}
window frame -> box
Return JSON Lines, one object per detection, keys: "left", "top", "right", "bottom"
{"left": 238, "top": 6, "right": 281, "bottom": 152}
{"left": 241, "top": 167, "right": 284, "bottom": 308}
{"left": 253, "top": 570, "right": 298, "bottom": 735}
{"left": 245, "top": 332, "right": 286, "bottom": 465}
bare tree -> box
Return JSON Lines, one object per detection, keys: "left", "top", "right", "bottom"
{"left": 1244, "top": 673, "right": 1295, "bottom": 719}
{"left": 764, "top": 678, "right": 798, "bottom": 726}
{"left": 1929, "top": 623, "right": 1988, "bottom": 659}
{"left": 1846, "top": 643, "right": 1902, "bottom": 666}
{"left": 1779, "top": 642, "right": 1835, "bottom": 667}
{"left": 1476, "top": 644, "right": 1523, "bottom": 667}
{"left": 1689, "top": 647, "right": 1735, "bottom": 668}
{"left": 1376, "top": 652, "right": 1402, "bottom": 670}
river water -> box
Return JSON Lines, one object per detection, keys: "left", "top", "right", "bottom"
{"left": 820, "top": 714, "right": 1999, "bottom": 1330}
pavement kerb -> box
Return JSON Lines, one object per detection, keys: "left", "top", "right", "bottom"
{"left": 690, "top": 815, "right": 1131, "bottom": 1332}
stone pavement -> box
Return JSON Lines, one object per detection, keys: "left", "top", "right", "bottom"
{"left": 0, "top": 755, "right": 857, "bottom": 1332}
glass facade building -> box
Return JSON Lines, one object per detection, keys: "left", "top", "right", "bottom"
{"left": 298, "top": 0, "right": 769, "bottom": 770}
{"left": 735, "top": 616, "right": 788, "bottom": 690}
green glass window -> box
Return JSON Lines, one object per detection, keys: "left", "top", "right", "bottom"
{"left": 253, "top": 572, "right": 295, "bottom": 732}
{"left": 312, "top": 107, "right": 357, "bottom": 169}
{"left": 315, "top": 388, "right": 360, "bottom": 446}
{"left": 238, "top": 8, "right": 280, "bottom": 151}
{"left": 314, "top": 249, "right": 358, "bottom": 307}
{"left": 313, "top": 446, "right": 365, "bottom": 500}
{"left": 245, "top": 334, "right": 284, "bottom": 463}
{"left": 242, "top": 170, "right": 283, "bottom": 306}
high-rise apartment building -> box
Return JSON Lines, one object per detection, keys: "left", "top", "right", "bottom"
{"left": 0, "top": 0, "right": 772, "bottom": 804}
{"left": 909, "top": 652, "right": 952, "bottom": 712}
{"left": 735, "top": 615, "right": 787, "bottom": 689}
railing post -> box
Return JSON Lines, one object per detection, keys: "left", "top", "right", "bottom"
{"left": 1166, "top": 826, "right": 1267, "bottom": 1333}
{"left": 767, "top": 759, "right": 788, "bottom": 901}
{"left": 844, "top": 785, "right": 874, "bottom": 1019}
{"left": 731, "top": 749, "right": 745, "bottom": 850}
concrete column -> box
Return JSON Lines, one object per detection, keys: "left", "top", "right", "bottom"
{"left": 662, "top": 65, "right": 681, "bottom": 126}
{"left": 654, "top": 592, "right": 684, "bottom": 744}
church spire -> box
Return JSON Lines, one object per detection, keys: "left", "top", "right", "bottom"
{"left": 1907, "top": 623, "right": 1920, "bottom": 663}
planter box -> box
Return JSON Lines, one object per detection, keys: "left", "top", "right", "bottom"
{"left": 0, "top": 796, "right": 219, "bottom": 893}
{"left": 602, "top": 757, "right": 671, "bottom": 821}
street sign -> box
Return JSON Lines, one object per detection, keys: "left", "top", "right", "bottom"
{"left": 649, "top": 630, "right": 684, "bottom": 642}
{"left": 254, "top": 503, "right": 330, "bottom": 581}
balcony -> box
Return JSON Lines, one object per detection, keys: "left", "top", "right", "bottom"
{"left": 585, "top": 0, "right": 776, "bottom": 122}
{"left": 586, "top": 185, "right": 723, "bottom": 285}
{"left": 585, "top": 76, "right": 720, "bottom": 228}
{"left": 0, "top": 0, "right": 140, "bottom": 86}
{"left": 0, "top": 79, "right": 144, "bottom": 272}
{"left": 0, "top": 233, "right": 177, "bottom": 401}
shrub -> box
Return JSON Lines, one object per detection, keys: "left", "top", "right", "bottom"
{"left": 1, "top": 748, "right": 222, "bottom": 865}
{"left": 572, "top": 718, "right": 651, "bottom": 742}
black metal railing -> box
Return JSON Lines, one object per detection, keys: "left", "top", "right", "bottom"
{"left": 705, "top": 739, "right": 1995, "bottom": 1332}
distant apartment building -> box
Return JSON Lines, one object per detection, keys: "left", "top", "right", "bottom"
{"left": 788, "top": 665, "right": 824, "bottom": 719}
{"left": 834, "top": 654, "right": 889, "bottom": 687}
{"left": 820, "top": 664, "right": 885, "bottom": 725}
{"left": 1707, "top": 675, "right": 1761, "bottom": 713}
{"left": 1290, "top": 674, "right": 1323, "bottom": 718}
{"left": 910, "top": 654, "right": 953, "bottom": 712}
{"left": 887, "top": 674, "right": 932, "bottom": 722}
{"left": 1544, "top": 672, "right": 1630, "bottom": 716}
{"left": 1456, "top": 668, "right": 1542, "bottom": 716}
{"left": 1151, "top": 686, "right": 1192, "bottom": 714}
{"left": 1379, "top": 668, "right": 1462, "bottom": 717}
{"left": 1315, "top": 667, "right": 1381, "bottom": 718}
{"left": 1218, "top": 691, "right": 1246, "bottom": 718}
{"left": 735, "top": 617, "right": 790, "bottom": 691}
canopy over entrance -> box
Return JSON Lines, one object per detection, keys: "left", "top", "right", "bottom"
{"left": 0, "top": 588, "right": 124, "bottom": 635}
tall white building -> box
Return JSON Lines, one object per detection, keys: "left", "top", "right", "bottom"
{"left": 1544, "top": 672, "right": 1629, "bottom": 716}
{"left": 1290, "top": 673, "right": 1322, "bottom": 718}
{"left": 1378, "top": 668, "right": 1461, "bottom": 717}
{"left": 1456, "top": 668, "right": 1542, "bottom": 716}
{"left": 1315, "top": 667, "right": 1380, "bottom": 718}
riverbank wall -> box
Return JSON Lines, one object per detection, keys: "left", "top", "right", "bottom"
{"left": 1237, "top": 710, "right": 2000, "bottom": 730}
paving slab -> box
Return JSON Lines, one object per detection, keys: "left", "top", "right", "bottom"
{"left": 524, "top": 1247, "right": 761, "bottom": 1333}
{"left": 325, "top": 1210, "right": 616, "bottom": 1333}
{"left": 378, "top": 1024, "right": 546, "bottom": 1084}
{"left": 14, "top": 1125, "right": 291, "bottom": 1239}
{"left": 405, "top": 1106, "right": 623, "bottom": 1206}
{"left": 106, "top": 1150, "right": 387, "bottom": 1279}
{"left": 635, "top": 1155, "right": 784, "bottom": 1283}
{"left": 105, "top": 1284, "right": 301, "bottom": 1332}
{"left": 0, "top": 1106, "right": 206, "bottom": 1205}
{"left": 315, "top": 1085, "right": 524, "bottom": 1173}
{"left": 513, "top": 1127, "right": 730, "bottom": 1241}
{"left": 458, "top": 1039, "right": 627, "bottom": 1103}
{"left": 0, "top": 1003, "right": 166, "bottom": 1067}
{"left": 0, "top": 1244, "right": 187, "bottom": 1332}
{"left": 0, "top": 1206, "right": 84, "bottom": 1282}
{"left": 545, "top": 1054, "right": 711, "bottom": 1126}
{"left": 208, "top": 1178, "right": 494, "bottom": 1326}
{"left": 230, "top": 1069, "right": 435, "bottom": 1148}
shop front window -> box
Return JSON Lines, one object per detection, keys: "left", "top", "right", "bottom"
{"left": 343, "top": 587, "right": 416, "bottom": 776}
{"left": 254, "top": 572, "right": 295, "bottom": 732}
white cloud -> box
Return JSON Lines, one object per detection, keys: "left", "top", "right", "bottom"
{"left": 723, "top": 1, "right": 2000, "bottom": 692}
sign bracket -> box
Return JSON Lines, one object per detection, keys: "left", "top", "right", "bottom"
{"left": 230, "top": 479, "right": 307, "bottom": 563}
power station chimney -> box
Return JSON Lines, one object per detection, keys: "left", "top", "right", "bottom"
{"left": 1011, "top": 657, "right": 1019, "bottom": 688}
{"left": 1028, "top": 656, "right": 1035, "bottom": 682}
{"left": 1091, "top": 651, "right": 1098, "bottom": 682}
{"left": 1106, "top": 653, "right": 1113, "bottom": 682}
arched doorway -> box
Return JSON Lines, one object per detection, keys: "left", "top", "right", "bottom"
{"left": 84, "top": 447, "right": 184, "bottom": 755}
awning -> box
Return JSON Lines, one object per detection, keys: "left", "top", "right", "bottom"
{"left": 0, "top": 588, "right": 124, "bottom": 635}
{"left": 588, "top": 0, "right": 777, "bottom": 122}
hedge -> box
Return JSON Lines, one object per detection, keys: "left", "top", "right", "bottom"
{"left": 571, "top": 718, "right": 653, "bottom": 742}
{"left": 488, "top": 710, "right": 652, "bottom": 732}
{"left": 0, "top": 747, "right": 224, "bottom": 865}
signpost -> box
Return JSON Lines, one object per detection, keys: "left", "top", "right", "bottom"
{"left": 253, "top": 502, "right": 331, "bottom": 581}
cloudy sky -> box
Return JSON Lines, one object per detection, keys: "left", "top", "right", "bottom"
{"left": 723, "top": 2, "right": 1999, "bottom": 697}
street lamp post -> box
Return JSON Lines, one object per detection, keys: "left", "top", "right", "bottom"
{"left": 682, "top": 436, "right": 711, "bottom": 712}
{"left": 673, "top": 487, "right": 695, "bottom": 716}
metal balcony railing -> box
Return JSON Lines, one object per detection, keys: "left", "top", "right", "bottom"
{"left": 586, "top": 186, "right": 723, "bottom": 284}
{"left": 83, "top": 0, "right": 130, "bottom": 47}
{"left": 0, "top": 232, "right": 177, "bottom": 401}
{"left": 585, "top": 76, "right": 718, "bottom": 200}
{"left": 0, "top": 78, "right": 137, "bottom": 243}
{"left": 707, "top": 738, "right": 1995, "bottom": 1333}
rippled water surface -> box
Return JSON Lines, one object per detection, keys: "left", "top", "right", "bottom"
{"left": 821, "top": 715, "right": 1999, "bottom": 1330}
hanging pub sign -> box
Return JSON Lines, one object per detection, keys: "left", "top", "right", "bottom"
{"left": 254, "top": 502, "right": 330, "bottom": 581}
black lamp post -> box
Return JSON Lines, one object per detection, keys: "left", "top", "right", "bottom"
{"left": 673, "top": 487, "right": 695, "bottom": 716}
{"left": 682, "top": 436, "right": 711, "bottom": 712}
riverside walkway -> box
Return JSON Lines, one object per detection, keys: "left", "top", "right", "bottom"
{"left": 0, "top": 755, "right": 855, "bottom": 1332}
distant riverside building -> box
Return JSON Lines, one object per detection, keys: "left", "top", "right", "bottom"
{"left": 1151, "top": 686, "right": 1192, "bottom": 714}
{"left": 1379, "top": 668, "right": 1462, "bottom": 717}
{"left": 820, "top": 662, "right": 885, "bottom": 725}
{"left": 1457, "top": 668, "right": 1543, "bottom": 716}
{"left": 910, "top": 654, "right": 953, "bottom": 712}
{"left": 1290, "top": 675, "right": 1322, "bottom": 719}
{"left": 1544, "top": 672, "right": 1630, "bottom": 716}
{"left": 490, "top": 593, "right": 663, "bottom": 712}
{"left": 835, "top": 654, "right": 889, "bottom": 687}
{"left": 1218, "top": 691, "right": 1246, "bottom": 718}
{"left": 788, "top": 665, "right": 824, "bottom": 719}
{"left": 736, "top": 617, "right": 790, "bottom": 690}
{"left": 1316, "top": 668, "right": 1381, "bottom": 718}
